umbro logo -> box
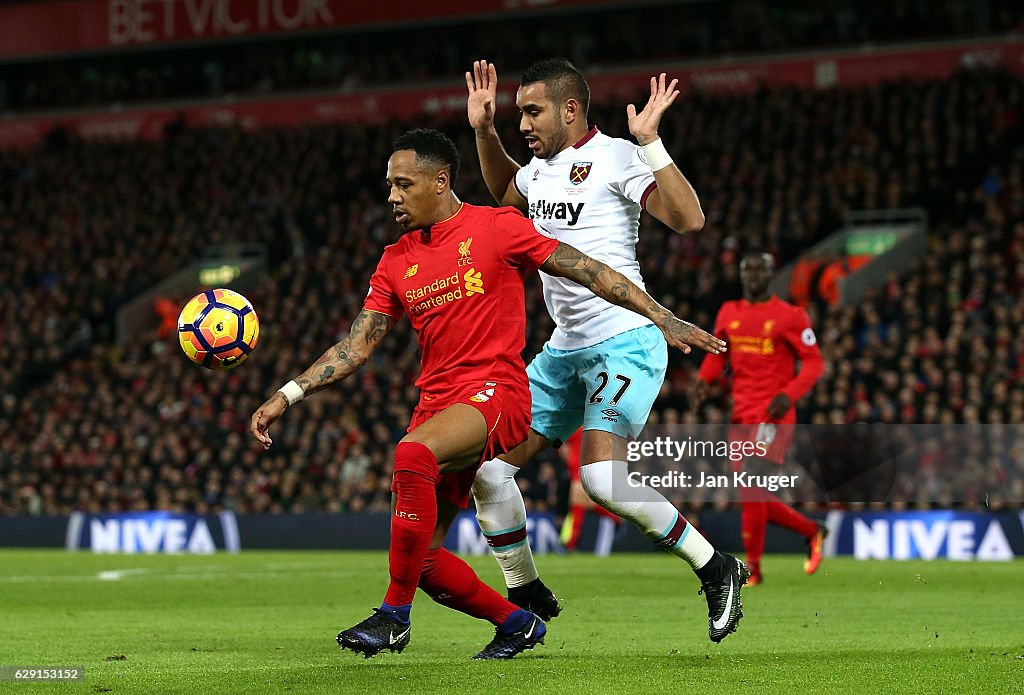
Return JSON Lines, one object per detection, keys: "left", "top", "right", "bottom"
{"left": 601, "top": 408, "right": 619, "bottom": 422}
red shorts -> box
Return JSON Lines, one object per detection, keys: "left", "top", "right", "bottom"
{"left": 728, "top": 421, "right": 795, "bottom": 467}
{"left": 406, "top": 381, "right": 532, "bottom": 509}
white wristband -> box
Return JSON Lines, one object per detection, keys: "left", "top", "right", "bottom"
{"left": 642, "top": 138, "right": 673, "bottom": 172}
{"left": 277, "top": 380, "right": 304, "bottom": 406}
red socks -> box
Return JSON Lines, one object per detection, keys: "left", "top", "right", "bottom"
{"left": 383, "top": 441, "right": 518, "bottom": 628}
{"left": 765, "top": 496, "right": 818, "bottom": 538}
{"left": 384, "top": 441, "right": 440, "bottom": 607}
{"left": 739, "top": 487, "right": 768, "bottom": 569}
{"left": 419, "top": 547, "right": 517, "bottom": 626}
{"left": 563, "top": 503, "right": 586, "bottom": 550}
{"left": 740, "top": 486, "right": 819, "bottom": 569}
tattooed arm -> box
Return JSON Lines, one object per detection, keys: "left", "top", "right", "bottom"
{"left": 292, "top": 310, "right": 394, "bottom": 397}
{"left": 538, "top": 242, "right": 726, "bottom": 356}
{"left": 250, "top": 310, "right": 394, "bottom": 449}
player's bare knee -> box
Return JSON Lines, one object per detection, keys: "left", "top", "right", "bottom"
{"left": 498, "top": 429, "right": 550, "bottom": 468}
{"left": 569, "top": 481, "right": 590, "bottom": 506}
{"left": 580, "top": 429, "right": 628, "bottom": 464}
{"left": 397, "top": 433, "right": 439, "bottom": 457}
{"left": 430, "top": 502, "right": 460, "bottom": 549}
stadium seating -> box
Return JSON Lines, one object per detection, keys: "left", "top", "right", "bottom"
{"left": 2, "top": 68, "right": 1023, "bottom": 515}
{"left": 1, "top": 0, "right": 1017, "bottom": 112}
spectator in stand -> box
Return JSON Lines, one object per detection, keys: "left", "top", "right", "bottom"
{"left": 2, "top": 70, "right": 1023, "bottom": 516}
{"left": 3, "top": 0, "right": 1018, "bottom": 113}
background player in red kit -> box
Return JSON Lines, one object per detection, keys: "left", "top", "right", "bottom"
{"left": 250, "top": 129, "right": 726, "bottom": 659}
{"left": 694, "top": 249, "right": 826, "bottom": 586}
{"left": 558, "top": 428, "right": 621, "bottom": 554}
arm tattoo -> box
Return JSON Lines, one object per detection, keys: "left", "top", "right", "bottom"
{"left": 350, "top": 309, "right": 392, "bottom": 346}
{"left": 291, "top": 310, "right": 394, "bottom": 399}
{"left": 332, "top": 345, "right": 359, "bottom": 371}
{"left": 541, "top": 243, "right": 672, "bottom": 323}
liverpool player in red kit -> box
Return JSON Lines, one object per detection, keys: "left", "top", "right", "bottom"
{"left": 694, "top": 250, "right": 826, "bottom": 586}
{"left": 558, "top": 428, "right": 621, "bottom": 554}
{"left": 250, "top": 129, "right": 726, "bottom": 659}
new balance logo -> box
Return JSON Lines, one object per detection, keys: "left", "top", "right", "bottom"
{"left": 403, "top": 264, "right": 419, "bottom": 279}
{"left": 528, "top": 200, "right": 584, "bottom": 226}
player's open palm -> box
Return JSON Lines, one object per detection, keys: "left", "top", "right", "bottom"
{"left": 250, "top": 394, "right": 288, "bottom": 450}
{"left": 466, "top": 60, "right": 498, "bottom": 131}
{"left": 660, "top": 317, "right": 727, "bottom": 356}
{"left": 627, "top": 73, "right": 680, "bottom": 146}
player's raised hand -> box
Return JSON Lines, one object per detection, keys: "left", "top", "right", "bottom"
{"left": 466, "top": 60, "right": 499, "bottom": 131}
{"left": 250, "top": 393, "right": 288, "bottom": 450}
{"left": 627, "top": 73, "right": 680, "bottom": 146}
{"left": 658, "top": 317, "right": 727, "bottom": 356}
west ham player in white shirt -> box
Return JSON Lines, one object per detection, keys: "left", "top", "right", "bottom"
{"left": 467, "top": 58, "right": 750, "bottom": 643}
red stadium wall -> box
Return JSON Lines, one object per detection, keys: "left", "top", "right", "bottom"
{"left": 1, "top": 36, "right": 1021, "bottom": 149}
{"left": 0, "top": 0, "right": 626, "bottom": 59}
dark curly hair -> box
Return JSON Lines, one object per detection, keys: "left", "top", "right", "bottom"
{"left": 393, "top": 128, "right": 460, "bottom": 184}
{"left": 521, "top": 58, "right": 591, "bottom": 117}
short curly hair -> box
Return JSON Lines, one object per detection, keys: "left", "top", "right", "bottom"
{"left": 521, "top": 58, "right": 591, "bottom": 117}
{"left": 393, "top": 128, "right": 460, "bottom": 184}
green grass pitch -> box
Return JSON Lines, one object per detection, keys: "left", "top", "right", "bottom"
{"left": 0, "top": 550, "right": 1020, "bottom": 694}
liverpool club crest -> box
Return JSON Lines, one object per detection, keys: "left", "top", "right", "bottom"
{"left": 570, "top": 162, "right": 592, "bottom": 185}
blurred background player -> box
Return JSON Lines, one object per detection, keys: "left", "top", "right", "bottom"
{"left": 693, "top": 249, "right": 827, "bottom": 586}
{"left": 467, "top": 57, "right": 750, "bottom": 643}
{"left": 558, "top": 428, "right": 621, "bottom": 556}
{"left": 250, "top": 129, "right": 726, "bottom": 658}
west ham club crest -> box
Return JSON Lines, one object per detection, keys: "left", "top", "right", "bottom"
{"left": 570, "top": 162, "right": 592, "bottom": 185}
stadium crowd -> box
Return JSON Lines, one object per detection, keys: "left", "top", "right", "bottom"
{"left": 2, "top": 67, "right": 1023, "bottom": 516}
{"left": 2, "top": 0, "right": 1021, "bottom": 112}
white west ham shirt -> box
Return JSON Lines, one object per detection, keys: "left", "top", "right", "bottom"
{"left": 514, "top": 127, "right": 657, "bottom": 350}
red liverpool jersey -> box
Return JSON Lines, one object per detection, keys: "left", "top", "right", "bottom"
{"left": 362, "top": 203, "right": 559, "bottom": 409}
{"left": 697, "top": 296, "right": 824, "bottom": 424}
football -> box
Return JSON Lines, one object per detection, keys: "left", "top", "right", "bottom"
{"left": 177, "top": 288, "right": 260, "bottom": 370}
